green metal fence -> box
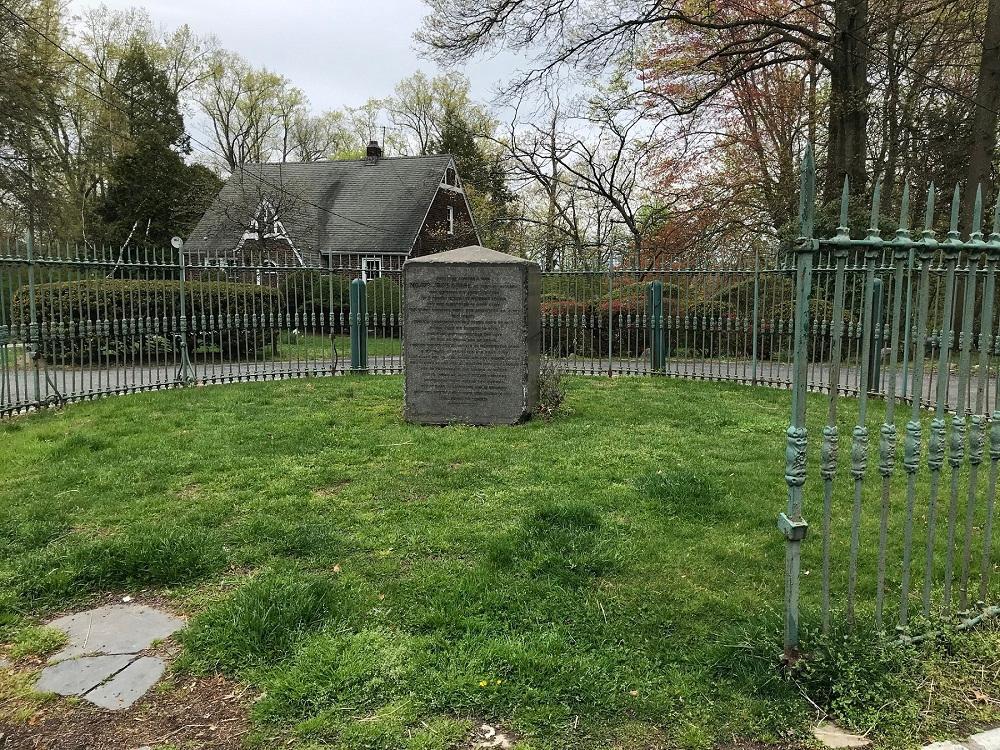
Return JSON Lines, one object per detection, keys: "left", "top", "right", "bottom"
{"left": 0, "top": 237, "right": 403, "bottom": 416}
{"left": 781, "top": 145, "right": 1000, "bottom": 660}
{"left": 4, "top": 231, "right": 1000, "bottom": 419}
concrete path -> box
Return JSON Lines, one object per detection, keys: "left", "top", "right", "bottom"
{"left": 33, "top": 604, "right": 184, "bottom": 711}
{"left": 4, "top": 355, "right": 996, "bottom": 415}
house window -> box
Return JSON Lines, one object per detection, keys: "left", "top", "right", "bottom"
{"left": 447, "top": 205, "right": 455, "bottom": 236}
{"left": 362, "top": 257, "right": 382, "bottom": 283}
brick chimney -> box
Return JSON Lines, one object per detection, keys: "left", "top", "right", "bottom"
{"left": 365, "top": 139, "right": 383, "bottom": 163}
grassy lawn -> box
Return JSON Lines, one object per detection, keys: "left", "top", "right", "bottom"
{"left": 277, "top": 332, "right": 401, "bottom": 360}
{"left": 2, "top": 376, "right": 1000, "bottom": 749}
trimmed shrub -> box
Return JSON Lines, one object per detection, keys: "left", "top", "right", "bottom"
{"left": 11, "top": 278, "right": 281, "bottom": 364}
{"left": 278, "top": 273, "right": 402, "bottom": 334}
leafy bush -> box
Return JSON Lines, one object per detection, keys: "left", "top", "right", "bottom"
{"left": 535, "top": 357, "right": 565, "bottom": 419}
{"left": 11, "top": 278, "right": 281, "bottom": 364}
{"left": 793, "top": 629, "right": 922, "bottom": 740}
{"left": 278, "top": 273, "right": 401, "bottom": 334}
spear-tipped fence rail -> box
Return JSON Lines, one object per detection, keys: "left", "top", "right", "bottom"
{"left": 4, "top": 164, "right": 1000, "bottom": 657}
{"left": 3, "top": 230, "right": 1000, "bottom": 419}
{"left": 781, "top": 145, "right": 1000, "bottom": 660}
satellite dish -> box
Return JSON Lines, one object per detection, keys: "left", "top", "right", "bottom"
{"left": 171, "top": 236, "right": 183, "bottom": 249}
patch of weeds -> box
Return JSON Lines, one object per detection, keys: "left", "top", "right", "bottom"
{"left": 15, "top": 524, "right": 225, "bottom": 606}
{"left": 9, "top": 625, "right": 67, "bottom": 660}
{"left": 535, "top": 357, "right": 566, "bottom": 420}
{"left": 179, "top": 567, "right": 359, "bottom": 674}
{"left": 793, "top": 627, "right": 922, "bottom": 743}
{"left": 487, "top": 501, "right": 617, "bottom": 586}
{"left": 637, "top": 468, "right": 723, "bottom": 519}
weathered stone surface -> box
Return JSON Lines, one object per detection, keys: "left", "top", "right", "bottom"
{"left": 85, "top": 656, "right": 165, "bottom": 711}
{"left": 48, "top": 604, "right": 184, "bottom": 662}
{"left": 968, "top": 728, "right": 1000, "bottom": 750}
{"left": 403, "top": 246, "right": 540, "bottom": 425}
{"left": 813, "top": 722, "right": 871, "bottom": 748}
{"left": 34, "top": 654, "right": 134, "bottom": 696}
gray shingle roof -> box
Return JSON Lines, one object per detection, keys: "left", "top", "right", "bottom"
{"left": 184, "top": 155, "right": 454, "bottom": 258}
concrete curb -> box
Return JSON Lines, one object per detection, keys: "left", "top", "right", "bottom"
{"left": 925, "top": 727, "right": 1000, "bottom": 750}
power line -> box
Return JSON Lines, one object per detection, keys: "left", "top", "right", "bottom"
{"left": 0, "top": 0, "right": 397, "bottom": 236}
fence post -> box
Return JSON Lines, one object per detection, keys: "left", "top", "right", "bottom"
{"left": 607, "top": 266, "right": 614, "bottom": 377}
{"left": 350, "top": 277, "right": 368, "bottom": 373}
{"left": 900, "top": 247, "right": 915, "bottom": 400}
{"left": 648, "top": 280, "right": 665, "bottom": 372}
{"left": 779, "top": 144, "right": 816, "bottom": 663}
{"left": 173, "top": 236, "right": 194, "bottom": 386}
{"left": 868, "top": 277, "right": 884, "bottom": 393}
{"left": 24, "top": 227, "right": 41, "bottom": 407}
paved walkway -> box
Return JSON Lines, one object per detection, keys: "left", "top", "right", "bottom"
{"left": 2, "top": 355, "right": 997, "bottom": 415}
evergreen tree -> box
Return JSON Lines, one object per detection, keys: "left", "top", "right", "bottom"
{"left": 432, "top": 106, "right": 517, "bottom": 253}
{"left": 98, "top": 43, "right": 218, "bottom": 246}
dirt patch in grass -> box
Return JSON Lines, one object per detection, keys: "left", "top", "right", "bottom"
{"left": 0, "top": 672, "right": 253, "bottom": 750}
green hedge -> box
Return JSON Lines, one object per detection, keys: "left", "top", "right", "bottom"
{"left": 277, "top": 273, "right": 402, "bottom": 331}
{"left": 12, "top": 278, "right": 282, "bottom": 364}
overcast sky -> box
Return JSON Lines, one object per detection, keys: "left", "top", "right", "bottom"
{"left": 69, "top": 0, "right": 524, "bottom": 111}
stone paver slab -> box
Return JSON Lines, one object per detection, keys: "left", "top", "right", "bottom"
{"left": 34, "top": 654, "right": 134, "bottom": 696}
{"left": 48, "top": 604, "right": 184, "bottom": 662}
{"left": 814, "top": 722, "right": 871, "bottom": 748}
{"left": 84, "top": 656, "right": 165, "bottom": 711}
{"left": 968, "top": 728, "right": 1000, "bottom": 750}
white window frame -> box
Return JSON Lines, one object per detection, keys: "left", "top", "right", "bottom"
{"left": 447, "top": 205, "right": 455, "bottom": 236}
{"left": 361, "top": 256, "right": 383, "bottom": 283}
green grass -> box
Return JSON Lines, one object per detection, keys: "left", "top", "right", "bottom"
{"left": 1, "top": 376, "right": 1000, "bottom": 749}
{"left": 278, "top": 332, "right": 401, "bottom": 360}
{"left": 7, "top": 625, "right": 67, "bottom": 660}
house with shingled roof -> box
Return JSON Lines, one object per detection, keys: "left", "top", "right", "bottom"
{"left": 184, "top": 141, "right": 479, "bottom": 282}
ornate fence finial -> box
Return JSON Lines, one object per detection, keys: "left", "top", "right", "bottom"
{"left": 868, "top": 179, "right": 883, "bottom": 240}
{"left": 922, "top": 182, "right": 937, "bottom": 242}
{"left": 947, "top": 184, "right": 962, "bottom": 246}
{"left": 834, "top": 175, "right": 851, "bottom": 243}
{"left": 971, "top": 184, "right": 985, "bottom": 243}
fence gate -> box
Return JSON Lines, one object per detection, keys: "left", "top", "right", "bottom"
{"left": 781, "top": 145, "right": 1000, "bottom": 660}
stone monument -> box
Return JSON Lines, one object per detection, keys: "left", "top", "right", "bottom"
{"left": 403, "top": 246, "right": 540, "bottom": 425}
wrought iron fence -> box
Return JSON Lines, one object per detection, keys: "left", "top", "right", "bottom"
{"left": 781, "top": 145, "right": 1000, "bottom": 661}
{"left": 0, "top": 238, "right": 402, "bottom": 417}
{"left": 6, "top": 178, "right": 1000, "bottom": 661}
{"left": 4, "top": 232, "right": 1000, "bottom": 419}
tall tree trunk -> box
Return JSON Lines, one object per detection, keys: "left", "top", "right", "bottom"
{"left": 963, "top": 0, "right": 1000, "bottom": 232}
{"left": 823, "top": 0, "right": 870, "bottom": 206}
{"left": 545, "top": 110, "right": 558, "bottom": 271}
